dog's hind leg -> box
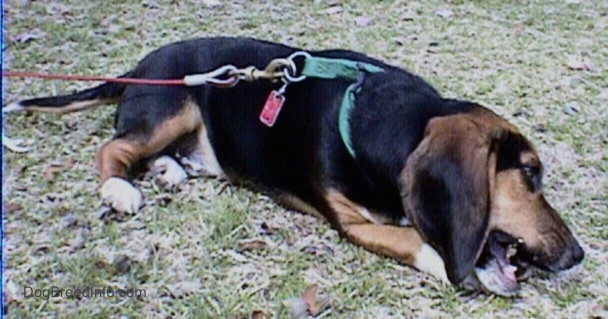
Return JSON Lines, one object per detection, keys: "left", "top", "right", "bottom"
{"left": 97, "top": 100, "right": 202, "bottom": 213}
{"left": 177, "top": 121, "right": 224, "bottom": 178}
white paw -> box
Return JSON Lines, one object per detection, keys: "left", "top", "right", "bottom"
{"left": 414, "top": 243, "right": 450, "bottom": 284}
{"left": 150, "top": 156, "right": 187, "bottom": 188}
{"left": 180, "top": 157, "right": 206, "bottom": 177}
{"left": 100, "top": 177, "right": 143, "bottom": 213}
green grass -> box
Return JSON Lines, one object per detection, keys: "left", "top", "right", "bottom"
{"left": 4, "top": 0, "right": 608, "bottom": 318}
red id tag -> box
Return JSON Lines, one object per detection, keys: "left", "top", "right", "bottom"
{"left": 259, "top": 90, "right": 285, "bottom": 127}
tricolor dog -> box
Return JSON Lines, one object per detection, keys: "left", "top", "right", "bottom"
{"left": 4, "top": 37, "right": 584, "bottom": 296}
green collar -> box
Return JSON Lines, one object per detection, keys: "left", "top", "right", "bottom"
{"left": 300, "top": 56, "right": 384, "bottom": 158}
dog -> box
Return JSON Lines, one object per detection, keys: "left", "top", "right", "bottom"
{"left": 4, "top": 37, "right": 584, "bottom": 296}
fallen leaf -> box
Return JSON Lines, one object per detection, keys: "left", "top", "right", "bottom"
{"left": 162, "top": 281, "right": 202, "bottom": 298}
{"left": 566, "top": 56, "right": 594, "bottom": 71}
{"left": 42, "top": 160, "right": 74, "bottom": 181}
{"left": 112, "top": 255, "right": 133, "bottom": 275}
{"left": 325, "top": 6, "right": 343, "bottom": 15}
{"left": 4, "top": 202, "right": 23, "bottom": 214}
{"left": 534, "top": 123, "right": 547, "bottom": 133}
{"left": 2, "top": 135, "right": 30, "bottom": 153}
{"left": 251, "top": 310, "right": 264, "bottom": 319}
{"left": 43, "top": 166, "right": 62, "bottom": 182}
{"left": 284, "top": 284, "right": 330, "bottom": 318}
{"left": 94, "top": 260, "right": 108, "bottom": 269}
{"left": 202, "top": 0, "right": 222, "bottom": 7}
{"left": 435, "top": 8, "right": 454, "bottom": 18}
{"left": 11, "top": 29, "right": 46, "bottom": 43}
{"left": 563, "top": 103, "right": 580, "bottom": 115}
{"left": 238, "top": 238, "right": 268, "bottom": 251}
{"left": 354, "top": 16, "right": 372, "bottom": 27}
{"left": 302, "top": 284, "right": 320, "bottom": 314}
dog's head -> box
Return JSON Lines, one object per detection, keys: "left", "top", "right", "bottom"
{"left": 399, "top": 104, "right": 584, "bottom": 296}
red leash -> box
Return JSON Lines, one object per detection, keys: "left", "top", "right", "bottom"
{"left": 3, "top": 71, "right": 186, "bottom": 85}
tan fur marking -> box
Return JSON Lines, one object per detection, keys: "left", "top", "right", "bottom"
{"left": 489, "top": 169, "right": 544, "bottom": 247}
{"left": 325, "top": 189, "right": 370, "bottom": 225}
{"left": 182, "top": 118, "right": 224, "bottom": 177}
{"left": 343, "top": 224, "right": 424, "bottom": 265}
{"left": 26, "top": 97, "right": 119, "bottom": 114}
{"left": 276, "top": 194, "right": 324, "bottom": 219}
{"left": 96, "top": 100, "right": 202, "bottom": 183}
{"left": 520, "top": 151, "right": 541, "bottom": 168}
{"left": 96, "top": 139, "right": 140, "bottom": 183}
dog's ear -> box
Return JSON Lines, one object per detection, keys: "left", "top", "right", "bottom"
{"left": 400, "top": 114, "right": 496, "bottom": 284}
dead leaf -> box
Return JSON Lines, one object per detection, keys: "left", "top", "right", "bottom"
{"left": 238, "top": 238, "right": 268, "bottom": 251}
{"left": 325, "top": 6, "right": 343, "bottom": 15}
{"left": 11, "top": 29, "right": 46, "bottom": 43}
{"left": 43, "top": 166, "right": 62, "bottom": 181}
{"left": 563, "top": 103, "right": 580, "bottom": 115}
{"left": 303, "top": 284, "right": 324, "bottom": 316}
{"left": 202, "top": 0, "right": 222, "bottom": 8}
{"left": 112, "top": 255, "right": 133, "bottom": 275}
{"left": 4, "top": 202, "right": 23, "bottom": 214}
{"left": 251, "top": 310, "right": 264, "bottom": 319}
{"left": 435, "top": 8, "right": 454, "bottom": 18}
{"left": 2, "top": 135, "right": 29, "bottom": 153}
{"left": 284, "top": 284, "right": 330, "bottom": 318}
{"left": 566, "top": 56, "right": 594, "bottom": 71}
{"left": 62, "top": 159, "right": 75, "bottom": 168}
{"left": 42, "top": 160, "right": 74, "bottom": 181}
{"left": 354, "top": 16, "right": 372, "bottom": 27}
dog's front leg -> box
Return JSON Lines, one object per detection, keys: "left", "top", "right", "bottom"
{"left": 324, "top": 190, "right": 449, "bottom": 284}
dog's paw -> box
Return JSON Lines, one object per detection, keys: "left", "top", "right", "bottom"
{"left": 415, "top": 243, "right": 450, "bottom": 285}
{"left": 100, "top": 177, "right": 143, "bottom": 214}
{"left": 180, "top": 155, "right": 223, "bottom": 178}
{"left": 150, "top": 156, "right": 188, "bottom": 189}
{"left": 180, "top": 157, "right": 206, "bottom": 177}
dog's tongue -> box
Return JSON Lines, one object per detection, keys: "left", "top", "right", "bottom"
{"left": 489, "top": 235, "right": 518, "bottom": 289}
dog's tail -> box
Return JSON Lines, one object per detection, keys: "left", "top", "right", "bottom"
{"left": 3, "top": 72, "right": 132, "bottom": 114}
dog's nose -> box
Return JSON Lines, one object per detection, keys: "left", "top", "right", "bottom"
{"left": 571, "top": 243, "right": 585, "bottom": 264}
{"left": 553, "top": 241, "right": 584, "bottom": 271}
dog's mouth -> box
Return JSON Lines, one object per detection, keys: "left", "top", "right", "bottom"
{"left": 473, "top": 231, "right": 533, "bottom": 296}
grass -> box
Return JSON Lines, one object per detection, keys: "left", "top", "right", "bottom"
{"left": 3, "top": 0, "right": 607, "bottom": 318}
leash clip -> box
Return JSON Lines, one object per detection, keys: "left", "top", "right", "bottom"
{"left": 184, "top": 65, "right": 240, "bottom": 87}
{"left": 282, "top": 51, "right": 311, "bottom": 83}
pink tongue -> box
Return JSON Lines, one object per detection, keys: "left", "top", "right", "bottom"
{"left": 503, "top": 265, "right": 518, "bottom": 284}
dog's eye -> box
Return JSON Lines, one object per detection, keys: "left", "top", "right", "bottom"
{"left": 522, "top": 166, "right": 537, "bottom": 177}
{"left": 521, "top": 165, "right": 542, "bottom": 190}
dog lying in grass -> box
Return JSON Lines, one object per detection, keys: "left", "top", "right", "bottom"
{"left": 4, "top": 37, "right": 584, "bottom": 296}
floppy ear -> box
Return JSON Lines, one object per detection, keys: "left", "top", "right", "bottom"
{"left": 400, "top": 114, "right": 495, "bottom": 284}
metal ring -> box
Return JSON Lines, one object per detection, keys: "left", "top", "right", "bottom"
{"left": 283, "top": 51, "right": 312, "bottom": 82}
{"left": 287, "top": 51, "right": 312, "bottom": 62}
